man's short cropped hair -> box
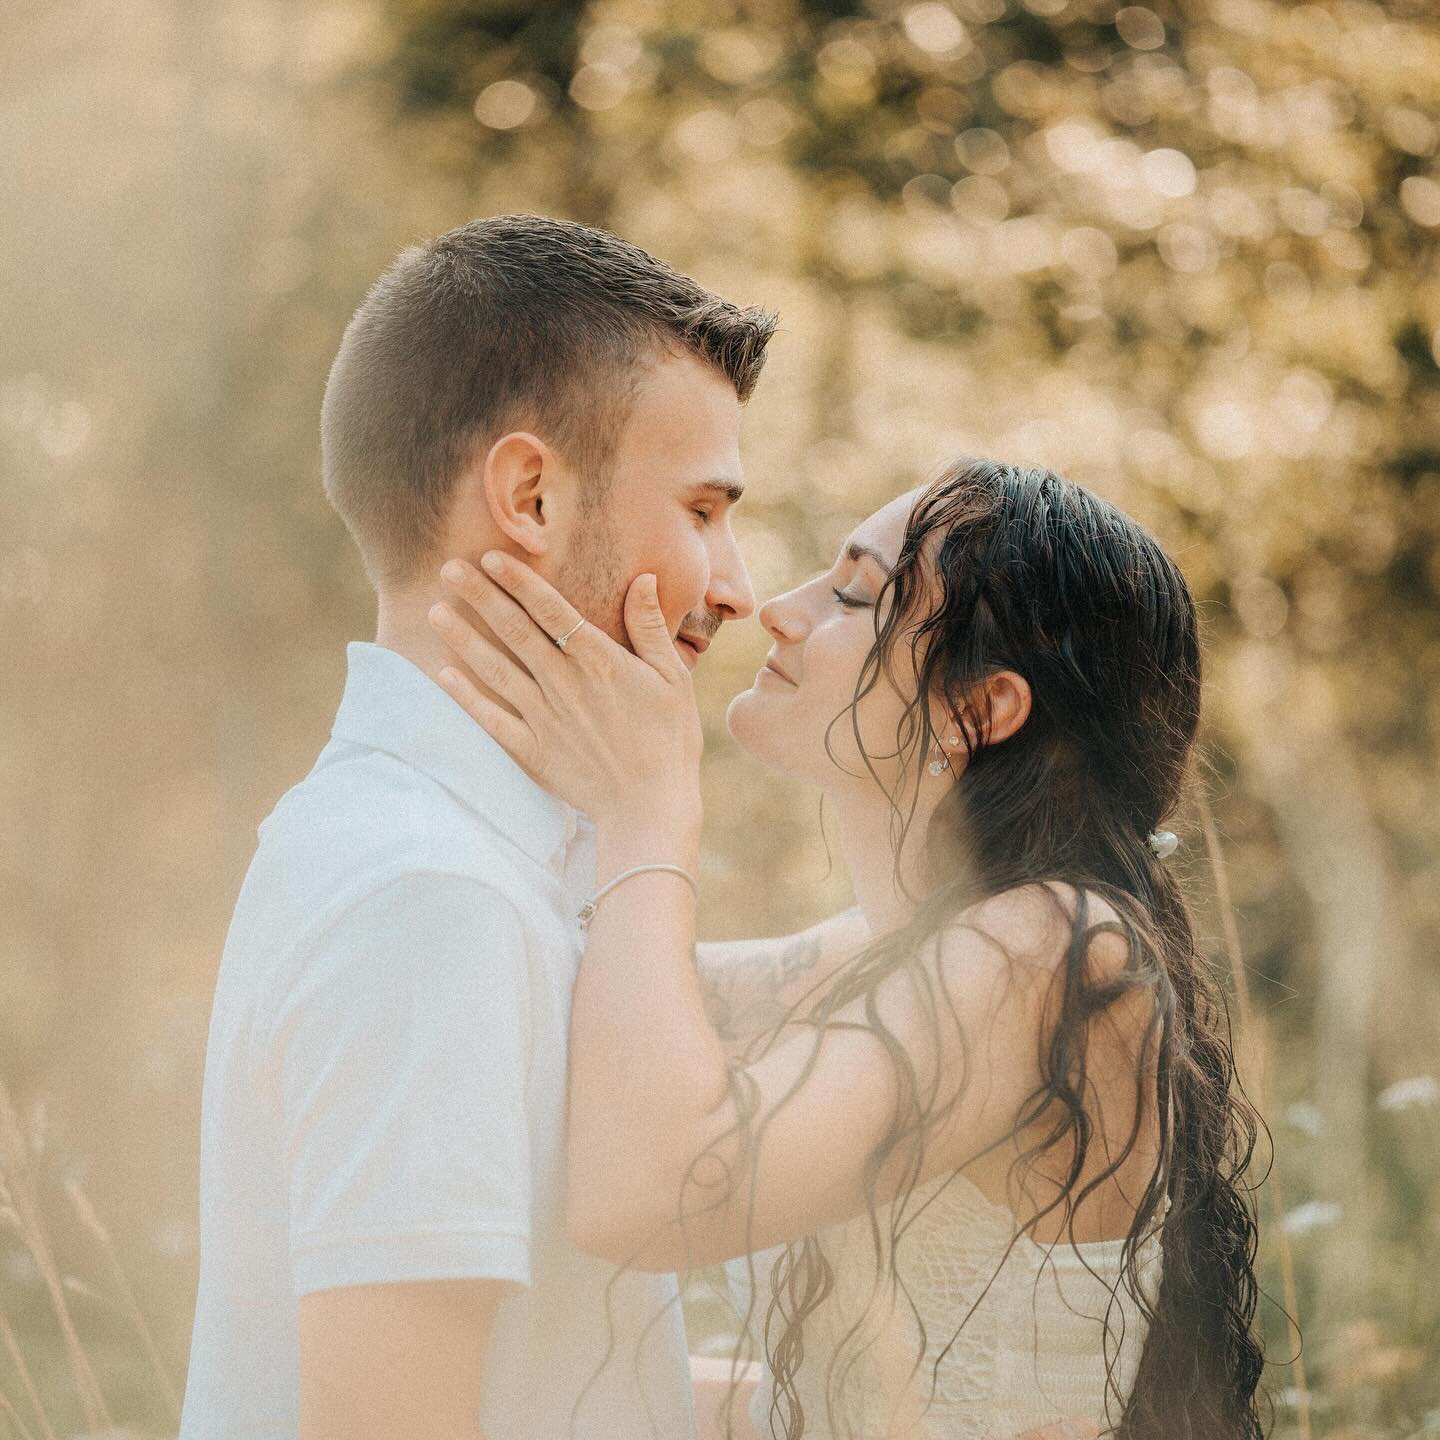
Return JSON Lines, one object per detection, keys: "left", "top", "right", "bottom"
{"left": 320, "top": 214, "right": 778, "bottom": 588}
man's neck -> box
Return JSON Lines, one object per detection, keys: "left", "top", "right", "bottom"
{"left": 374, "top": 587, "right": 452, "bottom": 681}
{"left": 374, "top": 585, "right": 505, "bottom": 708}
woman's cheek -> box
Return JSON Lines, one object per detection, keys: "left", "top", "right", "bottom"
{"left": 806, "top": 629, "right": 878, "bottom": 762}
{"left": 849, "top": 653, "right": 912, "bottom": 772}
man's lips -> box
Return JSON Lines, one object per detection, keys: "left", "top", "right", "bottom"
{"left": 676, "top": 634, "right": 710, "bottom": 669}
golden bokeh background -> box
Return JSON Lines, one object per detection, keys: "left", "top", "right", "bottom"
{"left": 2, "top": 0, "right": 1437, "bottom": 1435}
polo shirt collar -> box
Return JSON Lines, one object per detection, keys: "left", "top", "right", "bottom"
{"left": 330, "top": 641, "right": 576, "bottom": 868}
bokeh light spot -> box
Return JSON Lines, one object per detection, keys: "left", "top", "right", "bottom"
{"left": 1141, "top": 147, "right": 1197, "bottom": 198}
{"left": 950, "top": 174, "right": 1009, "bottom": 224}
{"left": 1399, "top": 176, "right": 1440, "bottom": 228}
{"left": 1059, "top": 226, "right": 1118, "bottom": 277}
{"left": 954, "top": 127, "right": 1010, "bottom": 175}
{"left": 737, "top": 98, "right": 796, "bottom": 148}
{"left": 1158, "top": 223, "right": 1217, "bottom": 274}
{"left": 1383, "top": 106, "right": 1438, "bottom": 157}
{"left": 570, "top": 64, "right": 629, "bottom": 112}
{"left": 1234, "top": 576, "right": 1290, "bottom": 638}
{"left": 903, "top": 4, "right": 970, "bottom": 55}
{"left": 473, "top": 80, "right": 538, "bottom": 131}
{"left": 1115, "top": 6, "right": 1166, "bottom": 49}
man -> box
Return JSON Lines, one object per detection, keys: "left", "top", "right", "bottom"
{"left": 179, "top": 213, "right": 1100, "bottom": 1440}
{"left": 180, "top": 213, "right": 782, "bottom": 1440}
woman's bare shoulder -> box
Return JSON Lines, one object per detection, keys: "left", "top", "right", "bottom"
{"left": 932, "top": 881, "right": 1135, "bottom": 991}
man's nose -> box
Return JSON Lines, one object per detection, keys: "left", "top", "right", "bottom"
{"left": 706, "top": 529, "right": 757, "bottom": 622}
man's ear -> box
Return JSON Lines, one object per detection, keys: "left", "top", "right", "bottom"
{"left": 474, "top": 431, "right": 562, "bottom": 558}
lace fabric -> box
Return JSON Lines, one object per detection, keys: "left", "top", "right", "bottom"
{"left": 726, "top": 1172, "right": 1164, "bottom": 1440}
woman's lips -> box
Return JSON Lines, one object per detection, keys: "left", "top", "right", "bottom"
{"left": 760, "top": 657, "right": 797, "bottom": 686}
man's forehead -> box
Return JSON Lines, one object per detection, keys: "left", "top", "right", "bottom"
{"left": 631, "top": 347, "right": 742, "bottom": 407}
{"left": 619, "top": 353, "right": 743, "bottom": 466}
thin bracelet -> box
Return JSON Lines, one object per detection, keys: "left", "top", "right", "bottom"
{"left": 577, "top": 863, "right": 699, "bottom": 930}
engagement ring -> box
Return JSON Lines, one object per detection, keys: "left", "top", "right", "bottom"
{"left": 554, "top": 617, "right": 586, "bottom": 651}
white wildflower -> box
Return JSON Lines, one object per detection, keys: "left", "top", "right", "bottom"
{"left": 1377, "top": 1075, "right": 1439, "bottom": 1112}
{"left": 1281, "top": 1200, "right": 1343, "bottom": 1236}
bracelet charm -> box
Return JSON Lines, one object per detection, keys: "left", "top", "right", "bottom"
{"left": 578, "top": 863, "right": 699, "bottom": 930}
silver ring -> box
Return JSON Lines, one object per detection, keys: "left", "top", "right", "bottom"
{"left": 553, "top": 617, "right": 586, "bottom": 651}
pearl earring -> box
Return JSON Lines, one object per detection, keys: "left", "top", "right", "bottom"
{"left": 929, "top": 733, "right": 959, "bottom": 777}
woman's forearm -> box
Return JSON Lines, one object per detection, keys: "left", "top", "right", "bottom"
{"left": 565, "top": 803, "right": 737, "bottom": 1260}
{"left": 697, "top": 907, "right": 871, "bottom": 1053}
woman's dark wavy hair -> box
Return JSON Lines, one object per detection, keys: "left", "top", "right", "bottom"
{"left": 711, "top": 458, "right": 1266, "bottom": 1439}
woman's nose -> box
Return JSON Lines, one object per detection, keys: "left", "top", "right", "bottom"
{"left": 758, "top": 585, "right": 810, "bottom": 642}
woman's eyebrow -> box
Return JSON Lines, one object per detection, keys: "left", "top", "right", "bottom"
{"left": 846, "top": 541, "right": 891, "bottom": 570}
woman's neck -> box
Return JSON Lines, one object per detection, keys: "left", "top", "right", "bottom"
{"left": 828, "top": 779, "right": 946, "bottom": 936}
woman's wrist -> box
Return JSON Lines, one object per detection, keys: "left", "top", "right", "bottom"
{"left": 596, "top": 790, "right": 703, "bottom": 868}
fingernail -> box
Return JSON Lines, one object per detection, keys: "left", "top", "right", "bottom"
{"left": 441, "top": 560, "right": 467, "bottom": 584}
{"left": 480, "top": 552, "right": 503, "bottom": 576}
{"left": 428, "top": 602, "right": 452, "bottom": 628}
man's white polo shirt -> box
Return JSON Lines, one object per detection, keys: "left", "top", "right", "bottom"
{"left": 179, "top": 642, "right": 693, "bottom": 1440}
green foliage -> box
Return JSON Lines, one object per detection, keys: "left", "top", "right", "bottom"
{"left": 392, "top": 0, "right": 591, "bottom": 109}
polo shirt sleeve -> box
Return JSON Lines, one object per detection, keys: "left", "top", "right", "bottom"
{"left": 262, "top": 871, "right": 533, "bottom": 1297}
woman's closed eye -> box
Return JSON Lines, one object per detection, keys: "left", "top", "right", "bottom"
{"left": 832, "top": 586, "right": 872, "bottom": 609}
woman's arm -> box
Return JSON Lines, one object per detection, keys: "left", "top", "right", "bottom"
{"left": 697, "top": 908, "right": 871, "bottom": 1054}
{"left": 566, "top": 811, "right": 1057, "bottom": 1270}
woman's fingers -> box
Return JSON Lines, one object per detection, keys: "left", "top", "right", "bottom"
{"left": 473, "top": 552, "right": 596, "bottom": 658}
{"left": 428, "top": 603, "right": 544, "bottom": 715}
{"left": 623, "top": 573, "right": 685, "bottom": 676}
{"left": 427, "top": 551, "right": 700, "bottom": 823}
{"left": 437, "top": 557, "right": 571, "bottom": 672}
{"left": 435, "top": 665, "right": 541, "bottom": 776}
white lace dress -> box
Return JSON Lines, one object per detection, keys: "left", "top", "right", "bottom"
{"left": 726, "top": 1172, "right": 1164, "bottom": 1440}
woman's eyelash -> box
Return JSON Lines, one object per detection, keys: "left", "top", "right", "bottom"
{"left": 832, "top": 587, "right": 871, "bottom": 609}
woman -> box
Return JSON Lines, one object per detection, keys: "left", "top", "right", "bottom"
{"left": 428, "top": 459, "right": 1266, "bottom": 1438}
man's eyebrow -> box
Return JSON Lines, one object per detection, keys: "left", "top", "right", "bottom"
{"left": 691, "top": 479, "right": 745, "bottom": 504}
{"left": 846, "top": 542, "right": 892, "bottom": 570}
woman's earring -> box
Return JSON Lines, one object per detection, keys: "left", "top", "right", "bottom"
{"left": 928, "top": 737, "right": 955, "bottom": 777}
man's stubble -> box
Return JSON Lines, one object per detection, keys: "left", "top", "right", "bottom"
{"left": 561, "top": 502, "right": 628, "bottom": 644}
{"left": 561, "top": 502, "right": 716, "bottom": 651}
